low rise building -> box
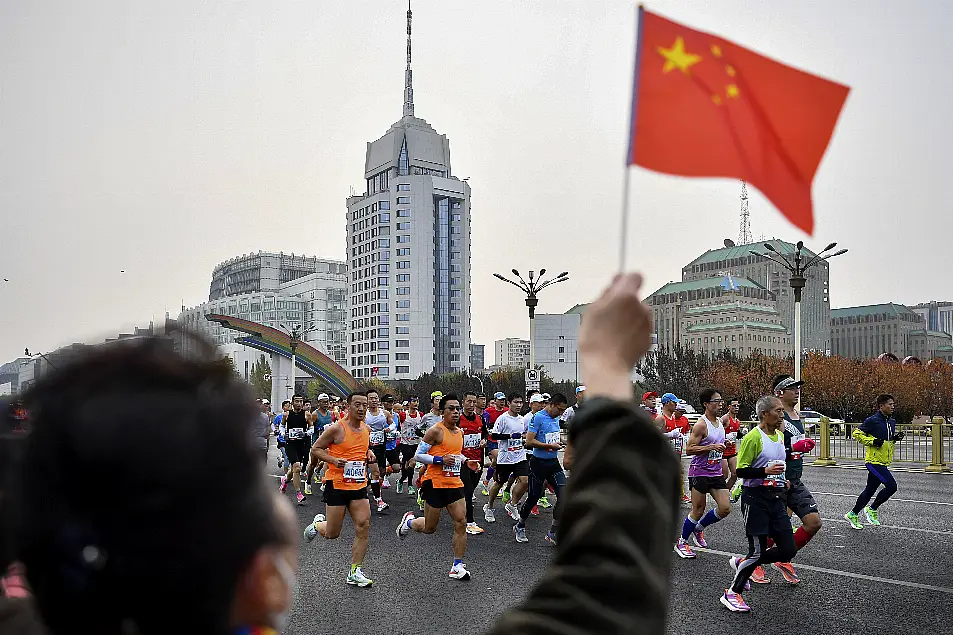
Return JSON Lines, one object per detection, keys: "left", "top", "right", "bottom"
{"left": 494, "top": 338, "right": 530, "bottom": 369}
{"left": 908, "top": 330, "right": 953, "bottom": 361}
{"left": 830, "top": 303, "right": 925, "bottom": 359}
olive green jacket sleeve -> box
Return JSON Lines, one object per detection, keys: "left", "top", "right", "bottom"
{"left": 485, "top": 397, "right": 681, "bottom": 635}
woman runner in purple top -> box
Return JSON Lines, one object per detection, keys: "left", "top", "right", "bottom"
{"left": 674, "top": 388, "right": 733, "bottom": 559}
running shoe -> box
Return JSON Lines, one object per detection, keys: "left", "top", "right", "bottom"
{"left": 720, "top": 590, "right": 751, "bottom": 613}
{"left": 863, "top": 506, "right": 881, "bottom": 526}
{"left": 538, "top": 496, "right": 552, "bottom": 509}
{"left": 502, "top": 490, "right": 511, "bottom": 504}
{"left": 483, "top": 504, "right": 496, "bottom": 523}
{"left": 417, "top": 495, "right": 424, "bottom": 511}
{"left": 408, "top": 485, "right": 417, "bottom": 497}
{"left": 381, "top": 477, "right": 391, "bottom": 489}
{"left": 513, "top": 524, "right": 528, "bottom": 543}
{"left": 279, "top": 476, "right": 288, "bottom": 493}
{"left": 544, "top": 530, "right": 557, "bottom": 547}
{"left": 303, "top": 514, "right": 326, "bottom": 542}
{"left": 673, "top": 539, "right": 696, "bottom": 559}
{"left": 530, "top": 505, "right": 539, "bottom": 517}
{"left": 466, "top": 522, "right": 485, "bottom": 535}
{"left": 691, "top": 529, "right": 709, "bottom": 549}
{"left": 397, "top": 511, "right": 415, "bottom": 539}
{"left": 296, "top": 491, "right": 306, "bottom": 505}
{"left": 771, "top": 562, "right": 801, "bottom": 584}
{"left": 729, "top": 482, "right": 743, "bottom": 503}
{"left": 346, "top": 567, "right": 373, "bottom": 587}
{"left": 449, "top": 562, "right": 471, "bottom": 580}
{"left": 728, "top": 556, "right": 751, "bottom": 591}
{"left": 313, "top": 472, "right": 321, "bottom": 485}
{"left": 480, "top": 483, "right": 490, "bottom": 496}
{"left": 750, "top": 566, "right": 770, "bottom": 584}
{"left": 844, "top": 511, "right": 864, "bottom": 530}
{"left": 396, "top": 481, "right": 404, "bottom": 494}
{"left": 680, "top": 493, "right": 691, "bottom": 504}
{"left": 504, "top": 502, "right": 521, "bottom": 522}
{"left": 377, "top": 499, "right": 390, "bottom": 513}
{"left": 304, "top": 483, "right": 312, "bottom": 496}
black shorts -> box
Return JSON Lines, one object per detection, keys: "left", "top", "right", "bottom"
{"left": 285, "top": 440, "right": 309, "bottom": 466}
{"left": 322, "top": 482, "right": 369, "bottom": 507}
{"left": 398, "top": 442, "right": 418, "bottom": 465}
{"left": 421, "top": 481, "right": 464, "bottom": 509}
{"left": 494, "top": 460, "right": 529, "bottom": 482}
{"left": 785, "top": 478, "right": 819, "bottom": 519}
{"left": 741, "top": 486, "right": 790, "bottom": 537}
{"left": 371, "top": 444, "right": 401, "bottom": 471}
{"left": 689, "top": 475, "right": 729, "bottom": 494}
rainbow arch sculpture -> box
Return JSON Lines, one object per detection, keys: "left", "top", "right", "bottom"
{"left": 206, "top": 314, "right": 361, "bottom": 396}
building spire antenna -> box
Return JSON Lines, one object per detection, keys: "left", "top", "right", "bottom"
{"left": 403, "top": 0, "right": 415, "bottom": 117}
{"left": 738, "top": 180, "right": 752, "bottom": 245}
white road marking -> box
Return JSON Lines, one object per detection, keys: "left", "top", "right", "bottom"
{"left": 822, "top": 517, "right": 953, "bottom": 536}
{"left": 692, "top": 547, "right": 953, "bottom": 595}
{"left": 813, "top": 491, "right": 953, "bottom": 506}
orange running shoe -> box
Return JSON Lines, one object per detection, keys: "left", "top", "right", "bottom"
{"left": 772, "top": 562, "right": 801, "bottom": 584}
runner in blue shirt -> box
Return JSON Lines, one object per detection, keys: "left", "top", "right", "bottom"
{"left": 514, "top": 393, "right": 569, "bottom": 546}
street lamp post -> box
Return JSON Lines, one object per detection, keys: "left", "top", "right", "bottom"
{"left": 749, "top": 241, "right": 847, "bottom": 396}
{"left": 493, "top": 269, "right": 569, "bottom": 369}
{"left": 279, "top": 323, "right": 308, "bottom": 400}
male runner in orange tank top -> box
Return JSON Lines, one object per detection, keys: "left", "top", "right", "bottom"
{"left": 396, "top": 393, "right": 480, "bottom": 580}
{"left": 302, "top": 391, "right": 376, "bottom": 587}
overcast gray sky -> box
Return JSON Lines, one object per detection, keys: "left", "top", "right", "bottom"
{"left": 2, "top": 1, "right": 951, "bottom": 364}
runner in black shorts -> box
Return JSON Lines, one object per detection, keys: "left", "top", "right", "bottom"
{"left": 280, "top": 394, "right": 313, "bottom": 505}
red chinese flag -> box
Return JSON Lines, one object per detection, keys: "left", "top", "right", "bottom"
{"left": 627, "top": 8, "right": 850, "bottom": 235}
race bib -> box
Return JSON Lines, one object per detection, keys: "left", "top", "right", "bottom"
{"left": 544, "top": 431, "right": 561, "bottom": 446}
{"left": 342, "top": 460, "right": 367, "bottom": 484}
{"left": 707, "top": 449, "right": 724, "bottom": 464}
{"left": 763, "top": 471, "right": 786, "bottom": 488}
{"left": 502, "top": 438, "right": 522, "bottom": 453}
{"left": 288, "top": 427, "right": 305, "bottom": 440}
{"left": 369, "top": 431, "right": 385, "bottom": 445}
{"left": 442, "top": 455, "right": 463, "bottom": 476}
{"left": 400, "top": 428, "right": 418, "bottom": 444}
{"left": 463, "top": 433, "right": 481, "bottom": 449}
{"left": 672, "top": 436, "right": 683, "bottom": 454}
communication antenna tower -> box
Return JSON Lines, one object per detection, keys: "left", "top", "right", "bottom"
{"left": 739, "top": 180, "right": 752, "bottom": 245}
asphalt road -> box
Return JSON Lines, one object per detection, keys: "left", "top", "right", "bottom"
{"left": 267, "top": 444, "right": 953, "bottom": 635}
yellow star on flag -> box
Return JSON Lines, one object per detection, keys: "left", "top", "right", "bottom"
{"left": 726, "top": 84, "right": 740, "bottom": 99}
{"left": 657, "top": 36, "right": 702, "bottom": 74}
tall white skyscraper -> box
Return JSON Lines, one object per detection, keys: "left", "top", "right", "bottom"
{"left": 345, "top": 2, "right": 471, "bottom": 380}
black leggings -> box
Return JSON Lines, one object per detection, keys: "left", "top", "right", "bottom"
{"left": 398, "top": 443, "right": 418, "bottom": 484}
{"left": 460, "top": 464, "right": 484, "bottom": 523}
{"left": 731, "top": 531, "right": 797, "bottom": 593}
{"left": 852, "top": 463, "right": 898, "bottom": 514}
{"left": 519, "top": 457, "right": 566, "bottom": 530}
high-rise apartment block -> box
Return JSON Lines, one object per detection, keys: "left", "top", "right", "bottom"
{"left": 345, "top": 3, "right": 471, "bottom": 380}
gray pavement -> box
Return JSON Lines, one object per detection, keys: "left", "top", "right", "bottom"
{"left": 267, "top": 443, "right": 953, "bottom": 635}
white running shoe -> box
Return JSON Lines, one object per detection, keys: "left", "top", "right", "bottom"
{"left": 466, "top": 522, "right": 485, "bottom": 535}
{"left": 397, "top": 511, "right": 415, "bottom": 539}
{"left": 346, "top": 567, "right": 373, "bottom": 587}
{"left": 303, "top": 513, "right": 325, "bottom": 542}
{"left": 483, "top": 503, "right": 496, "bottom": 523}
{"left": 449, "top": 562, "right": 471, "bottom": 580}
{"left": 382, "top": 477, "right": 391, "bottom": 489}
{"left": 505, "top": 502, "right": 521, "bottom": 522}
{"left": 377, "top": 499, "right": 389, "bottom": 513}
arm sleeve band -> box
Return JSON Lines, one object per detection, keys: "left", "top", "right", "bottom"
{"left": 415, "top": 442, "right": 438, "bottom": 464}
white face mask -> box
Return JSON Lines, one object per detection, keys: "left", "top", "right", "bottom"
{"left": 269, "top": 554, "right": 296, "bottom": 632}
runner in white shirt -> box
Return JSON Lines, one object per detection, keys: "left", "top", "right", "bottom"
{"left": 484, "top": 394, "right": 529, "bottom": 523}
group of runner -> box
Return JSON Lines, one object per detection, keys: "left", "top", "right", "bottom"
{"left": 644, "top": 376, "right": 823, "bottom": 613}
{"left": 277, "top": 386, "right": 582, "bottom": 587}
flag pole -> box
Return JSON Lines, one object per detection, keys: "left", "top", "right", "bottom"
{"left": 618, "top": 167, "right": 631, "bottom": 271}
{"left": 620, "top": 5, "right": 644, "bottom": 272}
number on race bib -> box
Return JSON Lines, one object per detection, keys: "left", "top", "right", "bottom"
{"left": 463, "top": 434, "right": 481, "bottom": 449}
{"left": 763, "top": 471, "right": 786, "bottom": 488}
{"left": 672, "top": 437, "right": 683, "bottom": 454}
{"left": 544, "top": 431, "right": 561, "bottom": 446}
{"left": 707, "top": 449, "right": 724, "bottom": 464}
{"left": 442, "top": 455, "right": 463, "bottom": 476}
{"left": 369, "top": 431, "right": 385, "bottom": 445}
{"left": 343, "top": 461, "right": 367, "bottom": 484}
{"left": 288, "top": 428, "right": 305, "bottom": 440}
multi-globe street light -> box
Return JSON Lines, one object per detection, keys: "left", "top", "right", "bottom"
{"left": 748, "top": 241, "right": 847, "bottom": 389}
{"left": 492, "top": 269, "right": 569, "bottom": 368}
